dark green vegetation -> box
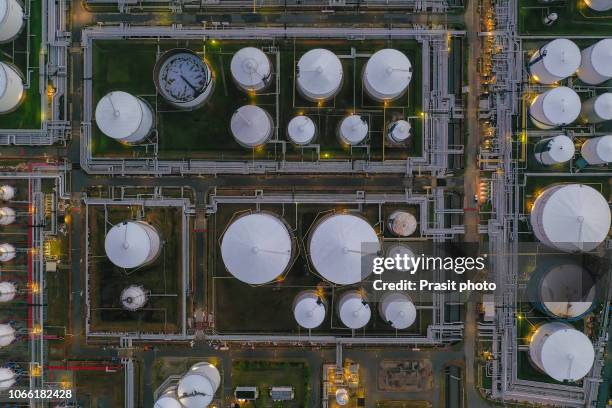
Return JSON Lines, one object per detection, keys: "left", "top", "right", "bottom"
{"left": 518, "top": 0, "right": 612, "bottom": 35}
{"left": 91, "top": 38, "right": 423, "bottom": 161}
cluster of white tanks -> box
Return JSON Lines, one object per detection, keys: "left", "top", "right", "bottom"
{"left": 0, "top": 0, "right": 25, "bottom": 114}
{"left": 154, "top": 362, "right": 220, "bottom": 408}
{"left": 533, "top": 134, "right": 612, "bottom": 166}
{"left": 0, "top": 185, "right": 16, "bottom": 264}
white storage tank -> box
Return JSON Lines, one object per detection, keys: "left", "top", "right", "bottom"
{"left": 363, "top": 49, "right": 412, "bottom": 102}
{"left": 580, "top": 93, "right": 612, "bottom": 124}
{"left": 177, "top": 362, "right": 220, "bottom": 408}
{"left": 0, "top": 281, "right": 16, "bottom": 302}
{"left": 230, "top": 105, "right": 273, "bottom": 148}
{"left": 583, "top": 0, "right": 612, "bottom": 11}
{"left": 581, "top": 135, "right": 612, "bottom": 165}
{"left": 120, "top": 285, "right": 148, "bottom": 311}
{"left": 379, "top": 292, "right": 416, "bottom": 330}
{"left": 287, "top": 115, "right": 316, "bottom": 146}
{"left": 533, "top": 135, "right": 575, "bottom": 165}
{"left": 0, "top": 0, "right": 24, "bottom": 43}
{"left": 337, "top": 291, "right": 371, "bottom": 329}
{"left": 154, "top": 386, "right": 182, "bottom": 408}
{"left": 386, "top": 119, "right": 411, "bottom": 144}
{"left": 0, "top": 62, "right": 23, "bottom": 114}
{"left": 308, "top": 213, "right": 380, "bottom": 285}
{"left": 0, "top": 323, "right": 15, "bottom": 347}
{"left": 0, "top": 367, "right": 16, "bottom": 390}
{"left": 529, "top": 322, "right": 595, "bottom": 382}
{"left": 0, "top": 185, "right": 15, "bottom": 201}
{"left": 293, "top": 290, "right": 326, "bottom": 329}
{"left": 154, "top": 49, "right": 214, "bottom": 109}
{"left": 578, "top": 39, "right": 612, "bottom": 84}
{"left": 0, "top": 207, "right": 15, "bottom": 225}
{"left": 104, "top": 221, "right": 161, "bottom": 269}
{"left": 230, "top": 47, "right": 272, "bottom": 93}
{"left": 0, "top": 243, "right": 15, "bottom": 262}
{"left": 338, "top": 114, "right": 368, "bottom": 146}
{"left": 528, "top": 39, "right": 581, "bottom": 84}
{"left": 221, "top": 212, "right": 293, "bottom": 285}
{"left": 335, "top": 388, "right": 349, "bottom": 406}
{"left": 387, "top": 210, "right": 418, "bottom": 237}
{"left": 95, "top": 91, "right": 154, "bottom": 144}
{"left": 296, "top": 49, "right": 343, "bottom": 102}
{"left": 530, "top": 184, "right": 611, "bottom": 252}
{"left": 386, "top": 244, "right": 416, "bottom": 273}
{"left": 529, "top": 87, "right": 581, "bottom": 129}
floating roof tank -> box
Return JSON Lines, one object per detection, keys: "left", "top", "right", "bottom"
{"left": 230, "top": 105, "right": 273, "bottom": 148}
{"left": 0, "top": 0, "right": 24, "bottom": 43}
{"left": 95, "top": 91, "right": 154, "bottom": 144}
{"left": 337, "top": 291, "right": 371, "bottom": 329}
{"left": 0, "top": 243, "right": 15, "bottom": 262}
{"left": 581, "top": 135, "right": 612, "bottom": 165}
{"left": 388, "top": 210, "right": 418, "bottom": 237}
{"left": 230, "top": 47, "right": 272, "bottom": 93}
{"left": 154, "top": 49, "right": 214, "bottom": 109}
{"left": 0, "top": 185, "right": 15, "bottom": 201}
{"left": 530, "top": 184, "right": 611, "bottom": 252}
{"left": 580, "top": 93, "right": 612, "bottom": 124}
{"left": 0, "top": 62, "right": 23, "bottom": 114}
{"left": 221, "top": 212, "right": 293, "bottom": 285}
{"left": 583, "top": 0, "right": 612, "bottom": 11}
{"left": 296, "top": 49, "right": 343, "bottom": 102}
{"left": 578, "top": 39, "right": 612, "bottom": 84}
{"left": 293, "top": 290, "right": 326, "bottom": 329}
{"left": 177, "top": 362, "right": 220, "bottom": 408}
{"left": 0, "top": 367, "right": 16, "bottom": 390}
{"left": 120, "top": 285, "right": 148, "bottom": 311}
{"left": 0, "top": 323, "right": 15, "bottom": 347}
{"left": 363, "top": 49, "right": 412, "bottom": 102}
{"left": 386, "top": 119, "right": 411, "bottom": 144}
{"left": 104, "top": 221, "right": 161, "bottom": 269}
{"left": 154, "top": 386, "right": 182, "bottom": 408}
{"left": 308, "top": 213, "right": 380, "bottom": 285}
{"left": 386, "top": 244, "right": 416, "bottom": 273}
{"left": 533, "top": 135, "right": 575, "bottom": 165}
{"left": 287, "top": 115, "right": 316, "bottom": 145}
{"left": 338, "top": 114, "right": 368, "bottom": 145}
{"left": 335, "top": 388, "right": 349, "bottom": 406}
{"left": 0, "top": 207, "right": 15, "bottom": 226}
{"left": 379, "top": 292, "right": 417, "bottom": 330}
{"left": 529, "top": 87, "right": 581, "bottom": 129}
{"left": 529, "top": 322, "right": 595, "bottom": 382}
{"left": 0, "top": 281, "right": 16, "bottom": 302}
{"left": 528, "top": 39, "right": 581, "bottom": 84}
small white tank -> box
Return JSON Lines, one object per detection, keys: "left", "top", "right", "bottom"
{"left": 287, "top": 115, "right": 316, "bottom": 145}
{"left": 529, "top": 322, "right": 595, "bottom": 382}
{"left": 387, "top": 210, "right": 418, "bottom": 237}
{"left": 386, "top": 244, "right": 416, "bottom": 273}
{"left": 0, "top": 281, "right": 16, "bottom": 302}
{"left": 0, "top": 62, "right": 23, "bottom": 114}
{"left": 104, "top": 221, "right": 161, "bottom": 269}
{"left": 154, "top": 386, "right": 182, "bottom": 408}
{"left": 0, "top": 243, "right": 15, "bottom": 262}
{"left": 581, "top": 135, "right": 612, "bottom": 165}
{"left": 583, "top": 0, "right": 612, "bottom": 11}
{"left": 379, "top": 292, "right": 416, "bottom": 330}
{"left": 95, "top": 91, "right": 154, "bottom": 144}
{"left": 230, "top": 47, "right": 272, "bottom": 93}
{"left": 230, "top": 105, "right": 274, "bottom": 148}
{"left": 386, "top": 119, "right": 411, "bottom": 144}
{"left": 363, "top": 49, "right": 412, "bottom": 102}
{"left": 296, "top": 49, "right": 343, "bottom": 102}
{"left": 335, "top": 388, "right": 349, "bottom": 406}
{"left": 120, "top": 285, "right": 148, "bottom": 311}
{"left": 578, "top": 39, "right": 612, "bottom": 85}
{"left": 580, "top": 93, "right": 612, "bottom": 124}
{"left": 177, "top": 362, "right": 220, "bottom": 408}
{"left": 528, "top": 39, "right": 581, "bottom": 84}
{"left": 293, "top": 290, "right": 326, "bottom": 329}
{"left": 0, "top": 207, "right": 15, "bottom": 226}
{"left": 0, "top": 0, "right": 24, "bottom": 43}
{"left": 533, "top": 135, "right": 575, "bottom": 165}
{"left": 337, "top": 291, "right": 371, "bottom": 329}
{"left": 0, "top": 323, "right": 15, "bottom": 347}
{"left": 0, "top": 367, "right": 16, "bottom": 390}
{"left": 338, "top": 114, "right": 368, "bottom": 145}
{"left": 529, "top": 87, "right": 581, "bottom": 129}
{"left": 0, "top": 185, "right": 15, "bottom": 201}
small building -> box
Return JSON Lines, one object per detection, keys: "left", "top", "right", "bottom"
{"left": 270, "top": 386, "right": 294, "bottom": 401}
{"left": 234, "top": 386, "right": 258, "bottom": 401}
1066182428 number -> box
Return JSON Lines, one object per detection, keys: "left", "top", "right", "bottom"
{"left": 8, "top": 389, "right": 73, "bottom": 399}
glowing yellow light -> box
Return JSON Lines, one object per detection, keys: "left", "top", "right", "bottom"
{"left": 31, "top": 324, "right": 42, "bottom": 335}
{"left": 30, "top": 282, "right": 40, "bottom": 294}
{"left": 210, "top": 39, "right": 217, "bottom": 45}
{"left": 30, "top": 365, "right": 42, "bottom": 377}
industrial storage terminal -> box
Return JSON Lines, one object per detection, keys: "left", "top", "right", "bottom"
{"left": 0, "top": 0, "right": 610, "bottom": 406}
